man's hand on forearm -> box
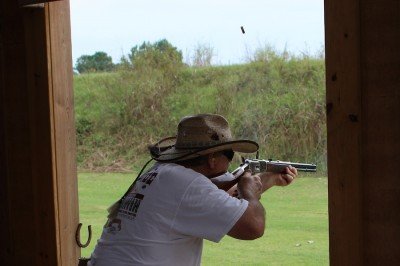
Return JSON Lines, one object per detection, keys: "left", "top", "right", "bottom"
{"left": 227, "top": 166, "right": 298, "bottom": 197}
{"left": 258, "top": 165, "right": 298, "bottom": 192}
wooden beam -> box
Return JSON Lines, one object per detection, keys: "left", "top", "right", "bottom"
{"left": 360, "top": 1, "right": 400, "bottom": 264}
{"left": 0, "top": 1, "right": 79, "bottom": 265}
{"left": 0, "top": 3, "right": 54, "bottom": 264}
{"left": 325, "top": 0, "right": 363, "bottom": 263}
{"left": 18, "top": 0, "right": 60, "bottom": 7}
{"left": 325, "top": 0, "right": 400, "bottom": 264}
{"left": 46, "top": 1, "right": 80, "bottom": 265}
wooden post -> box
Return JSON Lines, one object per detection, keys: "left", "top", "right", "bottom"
{"left": 47, "top": 1, "right": 80, "bottom": 265}
{"left": 0, "top": 1, "right": 79, "bottom": 265}
{"left": 325, "top": 0, "right": 400, "bottom": 264}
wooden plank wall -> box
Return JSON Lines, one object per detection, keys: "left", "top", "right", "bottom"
{"left": 325, "top": 0, "right": 400, "bottom": 265}
{"left": 0, "top": 1, "right": 79, "bottom": 265}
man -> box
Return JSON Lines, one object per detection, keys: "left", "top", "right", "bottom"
{"left": 88, "top": 114, "right": 297, "bottom": 266}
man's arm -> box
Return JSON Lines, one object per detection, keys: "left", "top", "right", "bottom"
{"left": 226, "top": 166, "right": 298, "bottom": 240}
{"left": 227, "top": 172, "right": 265, "bottom": 240}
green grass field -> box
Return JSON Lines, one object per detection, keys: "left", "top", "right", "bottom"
{"left": 78, "top": 172, "right": 328, "bottom": 265}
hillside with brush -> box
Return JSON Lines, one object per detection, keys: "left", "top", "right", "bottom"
{"left": 74, "top": 41, "right": 326, "bottom": 172}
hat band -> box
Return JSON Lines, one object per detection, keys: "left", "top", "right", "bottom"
{"left": 175, "top": 140, "right": 230, "bottom": 149}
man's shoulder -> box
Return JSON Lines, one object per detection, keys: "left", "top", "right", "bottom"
{"left": 158, "top": 163, "right": 203, "bottom": 178}
{"left": 156, "top": 163, "right": 211, "bottom": 188}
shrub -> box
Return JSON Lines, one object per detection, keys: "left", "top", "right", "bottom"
{"left": 75, "top": 51, "right": 115, "bottom": 74}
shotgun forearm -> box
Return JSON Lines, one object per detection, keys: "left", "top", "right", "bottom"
{"left": 232, "top": 159, "right": 316, "bottom": 177}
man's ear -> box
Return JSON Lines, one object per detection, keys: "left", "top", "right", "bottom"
{"left": 207, "top": 153, "right": 216, "bottom": 169}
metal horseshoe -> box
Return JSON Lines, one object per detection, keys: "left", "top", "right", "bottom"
{"left": 76, "top": 223, "right": 92, "bottom": 248}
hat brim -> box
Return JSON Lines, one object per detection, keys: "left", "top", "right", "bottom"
{"left": 150, "top": 137, "right": 259, "bottom": 162}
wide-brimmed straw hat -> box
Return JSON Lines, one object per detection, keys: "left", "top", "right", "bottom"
{"left": 148, "top": 114, "right": 259, "bottom": 162}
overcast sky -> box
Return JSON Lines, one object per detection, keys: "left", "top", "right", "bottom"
{"left": 70, "top": 0, "right": 325, "bottom": 65}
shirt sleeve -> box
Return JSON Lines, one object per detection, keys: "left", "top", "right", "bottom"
{"left": 171, "top": 176, "right": 248, "bottom": 243}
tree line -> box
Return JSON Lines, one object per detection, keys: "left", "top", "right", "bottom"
{"left": 75, "top": 39, "right": 214, "bottom": 74}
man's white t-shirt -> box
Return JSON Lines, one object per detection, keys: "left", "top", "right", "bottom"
{"left": 89, "top": 163, "right": 248, "bottom": 266}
